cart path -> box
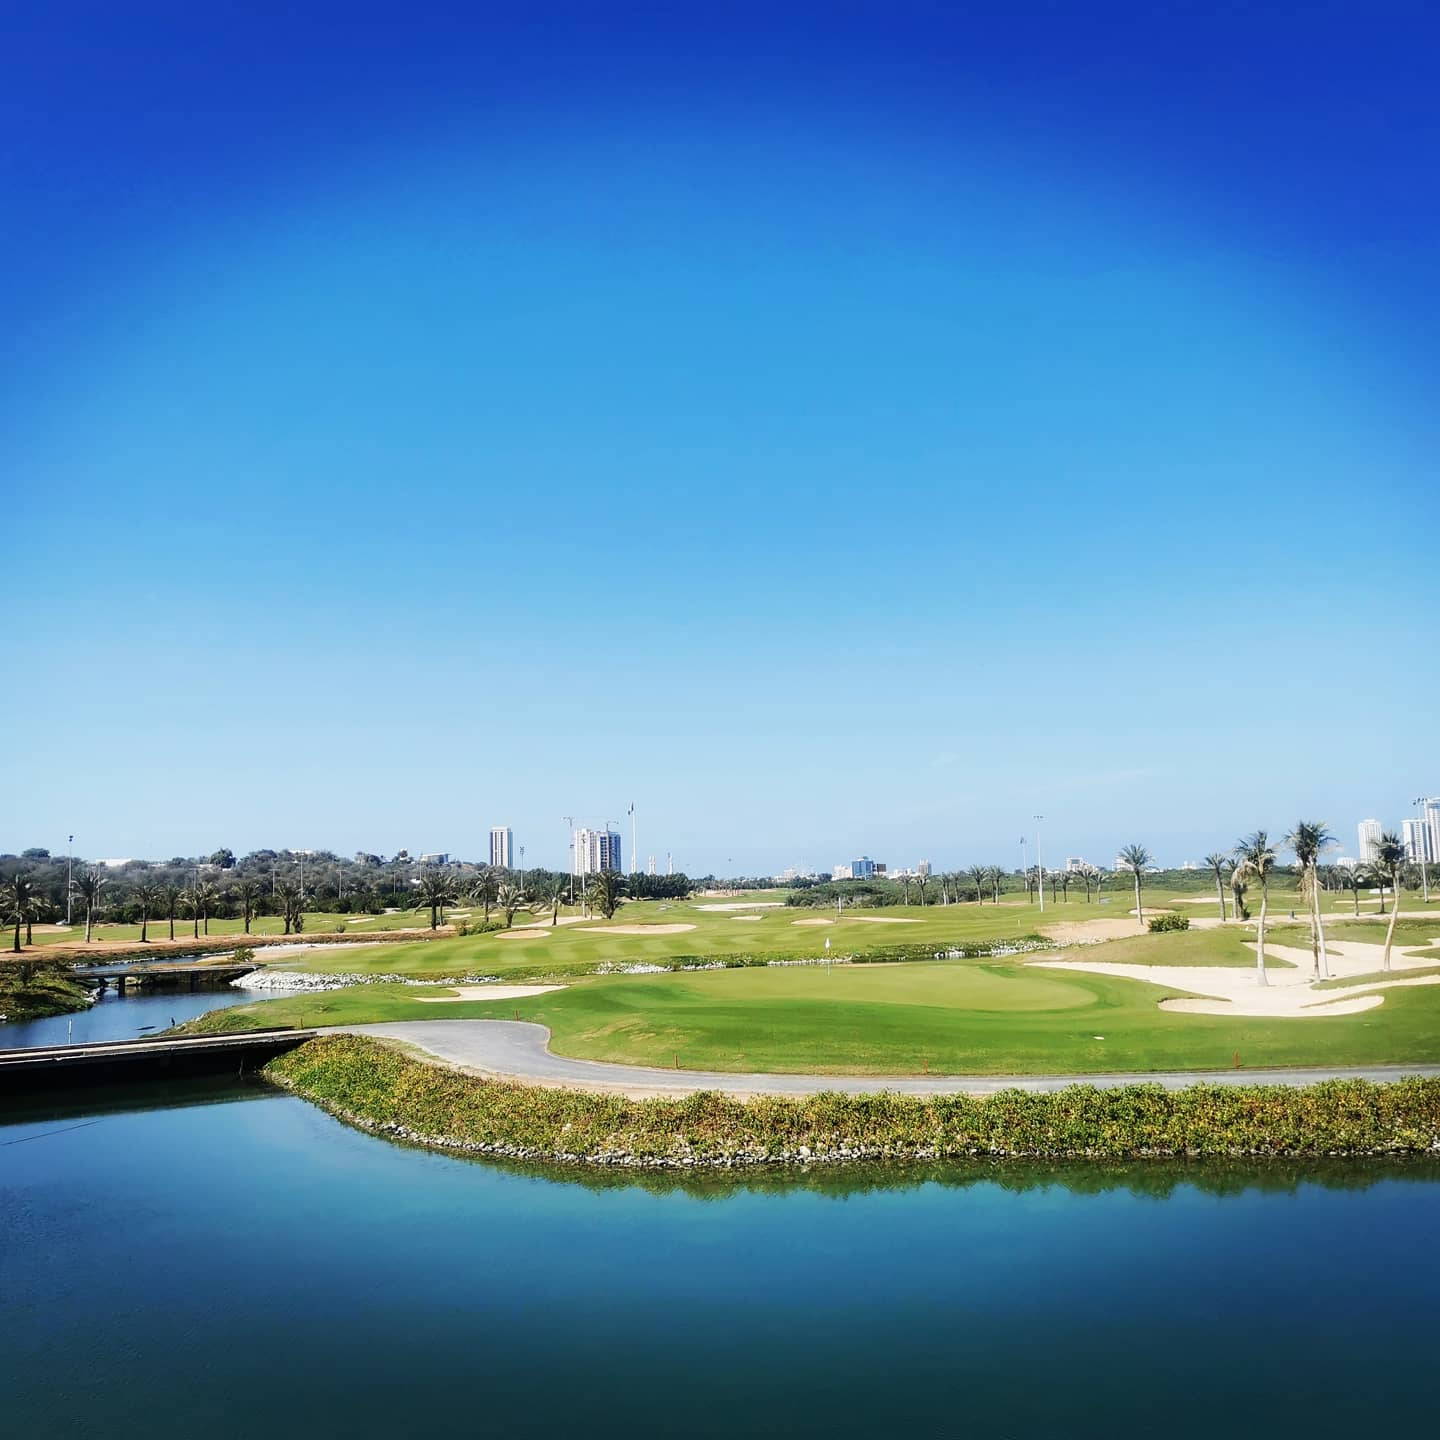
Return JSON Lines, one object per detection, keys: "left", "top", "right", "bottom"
{"left": 330, "top": 1019, "right": 1440, "bottom": 1098}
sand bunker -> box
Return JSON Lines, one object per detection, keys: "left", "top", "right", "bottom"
{"left": 731, "top": 914, "right": 766, "bottom": 921}
{"left": 576, "top": 923, "right": 697, "bottom": 935}
{"left": 791, "top": 916, "right": 921, "bottom": 927}
{"left": 498, "top": 927, "right": 550, "bottom": 940}
{"left": 1034, "top": 937, "right": 1440, "bottom": 1018}
{"left": 416, "top": 984, "right": 565, "bottom": 1003}
{"left": 695, "top": 902, "right": 787, "bottom": 911}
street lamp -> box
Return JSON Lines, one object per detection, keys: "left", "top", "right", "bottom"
{"left": 66, "top": 834, "right": 74, "bottom": 926}
{"left": 1034, "top": 815, "right": 1045, "bottom": 913}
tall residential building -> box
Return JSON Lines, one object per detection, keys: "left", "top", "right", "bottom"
{"left": 1358, "top": 819, "right": 1382, "bottom": 863}
{"left": 1403, "top": 818, "right": 1436, "bottom": 865}
{"left": 1425, "top": 798, "right": 1440, "bottom": 858}
{"left": 574, "top": 827, "right": 623, "bottom": 876}
{"left": 917, "top": 860, "right": 932, "bottom": 877}
{"left": 489, "top": 826, "right": 513, "bottom": 869}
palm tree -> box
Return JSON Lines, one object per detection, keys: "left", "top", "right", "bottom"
{"left": 584, "top": 870, "right": 623, "bottom": 920}
{"left": 967, "top": 864, "right": 987, "bottom": 904}
{"left": 160, "top": 882, "right": 182, "bottom": 941}
{"left": 1229, "top": 867, "right": 1249, "bottom": 920}
{"left": 1333, "top": 864, "right": 1363, "bottom": 917}
{"left": 275, "top": 881, "right": 305, "bottom": 935}
{"left": 469, "top": 868, "right": 500, "bottom": 926}
{"left": 496, "top": 882, "right": 526, "bottom": 928}
{"left": 1376, "top": 831, "right": 1407, "bottom": 973}
{"left": 988, "top": 865, "right": 1005, "bottom": 903}
{"left": 1204, "top": 852, "right": 1231, "bottom": 920}
{"left": 193, "top": 880, "right": 219, "bottom": 937}
{"left": 7, "top": 873, "right": 36, "bottom": 953}
{"left": 540, "top": 876, "right": 568, "bottom": 926}
{"left": 1117, "top": 845, "right": 1151, "bottom": 926}
{"left": 133, "top": 881, "right": 162, "bottom": 943}
{"left": 74, "top": 868, "right": 107, "bottom": 942}
{"left": 416, "top": 871, "right": 457, "bottom": 930}
{"left": 234, "top": 877, "right": 262, "bottom": 934}
{"left": 914, "top": 871, "right": 929, "bottom": 907}
{"left": 1285, "top": 820, "right": 1335, "bottom": 979}
{"left": 1233, "top": 831, "right": 1277, "bottom": 985}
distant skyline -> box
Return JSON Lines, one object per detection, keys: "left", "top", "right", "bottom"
{"left": 4, "top": 4, "right": 1436, "bottom": 871}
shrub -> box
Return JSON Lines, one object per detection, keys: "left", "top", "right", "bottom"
{"left": 265, "top": 1036, "right": 1440, "bottom": 1168}
{"left": 1147, "top": 913, "right": 1190, "bottom": 932}
{"left": 454, "top": 918, "right": 471, "bottom": 937}
{"left": 232, "top": 945, "right": 257, "bottom": 965}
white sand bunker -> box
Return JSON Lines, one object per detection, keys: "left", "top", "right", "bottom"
{"left": 577, "top": 923, "right": 697, "bottom": 935}
{"left": 695, "top": 902, "right": 786, "bottom": 911}
{"left": 416, "top": 984, "right": 565, "bottom": 1003}
{"left": 791, "top": 916, "right": 920, "bottom": 926}
{"left": 1034, "top": 937, "right": 1440, "bottom": 1018}
{"left": 731, "top": 914, "right": 766, "bottom": 921}
{"left": 498, "top": 927, "right": 550, "bottom": 940}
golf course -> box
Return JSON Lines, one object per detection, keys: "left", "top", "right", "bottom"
{"left": 177, "top": 897, "right": 1440, "bottom": 1077}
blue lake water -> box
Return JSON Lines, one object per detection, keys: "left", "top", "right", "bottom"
{"left": 4, "top": 1074, "right": 1439, "bottom": 1439}
{"left": 0, "top": 986, "right": 257, "bottom": 1047}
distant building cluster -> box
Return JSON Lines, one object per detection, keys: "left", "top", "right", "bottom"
{"left": 1358, "top": 802, "right": 1438, "bottom": 867}
{"left": 574, "top": 826, "right": 623, "bottom": 876}
{"left": 831, "top": 857, "right": 886, "bottom": 880}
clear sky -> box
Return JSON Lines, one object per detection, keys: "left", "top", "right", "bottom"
{"left": 3, "top": 2, "right": 1436, "bottom": 873}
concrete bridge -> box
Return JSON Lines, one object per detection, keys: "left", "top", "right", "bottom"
{"left": 73, "top": 962, "right": 256, "bottom": 994}
{"left": 0, "top": 1028, "right": 315, "bottom": 1091}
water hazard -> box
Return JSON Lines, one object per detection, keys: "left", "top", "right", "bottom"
{"left": 3, "top": 1075, "right": 1439, "bottom": 1438}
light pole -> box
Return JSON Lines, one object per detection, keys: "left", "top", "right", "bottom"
{"left": 66, "top": 834, "right": 74, "bottom": 926}
{"left": 519, "top": 845, "right": 526, "bottom": 890}
{"left": 1415, "top": 796, "right": 1432, "bottom": 904}
{"left": 1019, "top": 835, "right": 1027, "bottom": 900}
{"left": 564, "top": 816, "right": 575, "bottom": 905}
{"left": 1034, "top": 816, "right": 1045, "bottom": 913}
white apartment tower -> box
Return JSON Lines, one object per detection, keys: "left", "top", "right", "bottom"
{"left": 574, "top": 827, "right": 623, "bottom": 876}
{"left": 1403, "top": 818, "right": 1436, "bottom": 865}
{"left": 489, "top": 826, "right": 513, "bottom": 869}
{"left": 1357, "top": 819, "right": 1382, "bottom": 864}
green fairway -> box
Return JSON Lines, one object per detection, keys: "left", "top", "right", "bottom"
{"left": 246, "top": 897, "right": 1061, "bottom": 979}
{"left": 182, "top": 927, "right": 1440, "bottom": 1075}
{"left": 21, "top": 908, "right": 446, "bottom": 947}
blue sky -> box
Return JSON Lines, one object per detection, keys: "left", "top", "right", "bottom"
{"left": 3, "top": 2, "right": 1436, "bottom": 873}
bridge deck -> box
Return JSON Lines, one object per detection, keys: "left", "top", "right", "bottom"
{"left": 0, "top": 1028, "right": 316, "bottom": 1090}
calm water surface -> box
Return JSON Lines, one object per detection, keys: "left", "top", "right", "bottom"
{"left": 0, "top": 987, "right": 257, "bottom": 1047}
{"left": 4, "top": 1077, "right": 1439, "bottom": 1439}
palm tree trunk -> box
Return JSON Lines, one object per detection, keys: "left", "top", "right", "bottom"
{"left": 1311, "top": 865, "right": 1330, "bottom": 979}
{"left": 11, "top": 917, "right": 20, "bottom": 952}
{"left": 1215, "top": 875, "right": 1227, "bottom": 921}
{"left": 1381, "top": 870, "right": 1399, "bottom": 971}
{"left": 140, "top": 912, "right": 148, "bottom": 943}
{"left": 1133, "top": 874, "right": 1143, "bottom": 927}
{"left": 244, "top": 908, "right": 251, "bottom": 934}
{"left": 1256, "top": 884, "right": 1269, "bottom": 985}
{"left": 85, "top": 906, "right": 93, "bottom": 943}
{"left": 169, "top": 912, "right": 175, "bottom": 941}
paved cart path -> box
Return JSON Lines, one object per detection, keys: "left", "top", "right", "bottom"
{"left": 331, "top": 1019, "right": 1440, "bottom": 1098}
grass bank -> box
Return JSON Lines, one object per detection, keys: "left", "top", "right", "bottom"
{"left": 0, "top": 962, "right": 94, "bottom": 1022}
{"left": 266, "top": 1035, "right": 1440, "bottom": 1167}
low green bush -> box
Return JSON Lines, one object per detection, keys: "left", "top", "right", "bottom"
{"left": 1147, "top": 913, "right": 1190, "bottom": 932}
{"left": 266, "top": 1035, "right": 1440, "bottom": 1168}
